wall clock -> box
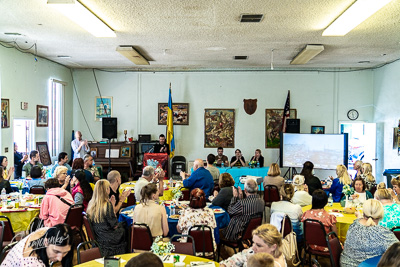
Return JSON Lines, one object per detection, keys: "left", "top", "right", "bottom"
{"left": 347, "top": 109, "right": 359, "bottom": 120}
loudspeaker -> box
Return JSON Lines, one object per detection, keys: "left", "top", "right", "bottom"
{"left": 286, "top": 119, "right": 300, "bottom": 133}
{"left": 102, "top": 117, "right": 117, "bottom": 139}
{"left": 138, "top": 134, "right": 151, "bottom": 142}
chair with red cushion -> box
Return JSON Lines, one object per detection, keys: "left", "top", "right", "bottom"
{"left": 82, "top": 213, "right": 96, "bottom": 242}
{"left": 327, "top": 232, "right": 342, "bottom": 267}
{"left": 263, "top": 185, "right": 280, "bottom": 207}
{"left": 0, "top": 216, "right": 15, "bottom": 249}
{"left": 130, "top": 223, "right": 153, "bottom": 252}
{"left": 391, "top": 226, "right": 400, "bottom": 241}
{"left": 0, "top": 241, "right": 18, "bottom": 264}
{"left": 189, "top": 225, "right": 215, "bottom": 260}
{"left": 181, "top": 188, "right": 190, "bottom": 201}
{"left": 281, "top": 214, "right": 292, "bottom": 238}
{"left": 64, "top": 204, "right": 85, "bottom": 243}
{"left": 170, "top": 234, "right": 196, "bottom": 255}
{"left": 77, "top": 240, "right": 102, "bottom": 264}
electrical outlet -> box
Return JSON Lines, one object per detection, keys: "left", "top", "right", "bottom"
{"left": 4, "top": 147, "right": 8, "bottom": 153}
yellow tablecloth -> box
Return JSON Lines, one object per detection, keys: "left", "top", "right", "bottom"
{"left": 302, "top": 203, "right": 357, "bottom": 242}
{"left": 0, "top": 208, "right": 39, "bottom": 232}
{"left": 75, "top": 253, "right": 220, "bottom": 267}
{"left": 120, "top": 182, "right": 187, "bottom": 202}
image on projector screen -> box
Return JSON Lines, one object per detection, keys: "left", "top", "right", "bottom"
{"left": 282, "top": 134, "right": 345, "bottom": 169}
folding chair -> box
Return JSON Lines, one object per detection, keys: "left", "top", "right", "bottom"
{"left": 129, "top": 223, "right": 153, "bottom": 252}
{"left": 64, "top": 204, "right": 85, "bottom": 243}
{"left": 77, "top": 240, "right": 102, "bottom": 264}
{"left": 29, "top": 185, "right": 45, "bottom": 195}
{"left": 0, "top": 241, "right": 18, "bottom": 264}
{"left": 264, "top": 185, "right": 280, "bottom": 207}
{"left": 170, "top": 234, "right": 196, "bottom": 255}
{"left": 391, "top": 226, "right": 400, "bottom": 241}
{"left": 0, "top": 216, "right": 15, "bottom": 249}
{"left": 189, "top": 225, "right": 215, "bottom": 260}
{"left": 82, "top": 213, "right": 96, "bottom": 241}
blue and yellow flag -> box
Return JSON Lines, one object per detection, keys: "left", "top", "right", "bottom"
{"left": 166, "top": 84, "right": 175, "bottom": 158}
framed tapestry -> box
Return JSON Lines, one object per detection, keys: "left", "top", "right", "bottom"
{"left": 36, "top": 142, "right": 52, "bottom": 166}
{"left": 204, "top": 109, "right": 235, "bottom": 148}
{"left": 158, "top": 103, "right": 189, "bottom": 125}
{"left": 36, "top": 105, "right": 49, "bottom": 127}
{"left": 95, "top": 96, "right": 113, "bottom": 121}
{"left": 265, "top": 109, "right": 297, "bottom": 148}
{"left": 1, "top": 99, "right": 10, "bottom": 128}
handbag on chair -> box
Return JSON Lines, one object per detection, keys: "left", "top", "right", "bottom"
{"left": 281, "top": 216, "right": 301, "bottom": 266}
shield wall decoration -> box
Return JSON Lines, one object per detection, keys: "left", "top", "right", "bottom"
{"left": 243, "top": 99, "right": 257, "bottom": 115}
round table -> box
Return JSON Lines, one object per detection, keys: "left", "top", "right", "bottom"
{"left": 302, "top": 203, "right": 357, "bottom": 242}
{"left": 120, "top": 181, "right": 188, "bottom": 202}
{"left": 0, "top": 208, "right": 39, "bottom": 232}
{"left": 75, "top": 252, "right": 220, "bottom": 266}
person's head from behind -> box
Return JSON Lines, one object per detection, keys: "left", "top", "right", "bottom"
{"left": 31, "top": 166, "right": 42, "bottom": 178}
{"left": 377, "top": 242, "right": 400, "bottom": 267}
{"left": 107, "top": 170, "right": 121, "bottom": 186}
{"left": 311, "top": 189, "right": 328, "bottom": 209}
{"left": 58, "top": 152, "right": 68, "bottom": 164}
{"left": 45, "top": 178, "right": 61, "bottom": 191}
{"left": 207, "top": 154, "right": 216, "bottom": 165}
{"left": 245, "top": 179, "right": 258, "bottom": 195}
{"left": 159, "top": 134, "right": 166, "bottom": 145}
{"left": 142, "top": 166, "right": 154, "bottom": 181}
{"left": 72, "top": 158, "right": 84, "bottom": 170}
{"left": 374, "top": 189, "right": 392, "bottom": 202}
{"left": 292, "top": 175, "right": 306, "bottom": 191}
{"left": 362, "top": 163, "right": 372, "bottom": 175}
{"left": 83, "top": 154, "right": 93, "bottom": 167}
{"left": 217, "top": 147, "right": 224, "bottom": 156}
{"left": 248, "top": 252, "right": 275, "bottom": 267}
{"left": 267, "top": 163, "right": 281, "bottom": 177}
{"left": 29, "top": 223, "right": 74, "bottom": 265}
{"left": 87, "top": 180, "right": 110, "bottom": 223}
{"left": 353, "top": 177, "right": 366, "bottom": 193}
{"left": 140, "top": 183, "right": 158, "bottom": 204}
{"left": 30, "top": 150, "right": 40, "bottom": 162}
{"left": 281, "top": 184, "right": 295, "bottom": 201}
{"left": 301, "top": 161, "right": 314, "bottom": 177}
{"left": 251, "top": 224, "right": 282, "bottom": 258}
{"left": 189, "top": 188, "right": 206, "bottom": 209}
{"left": 377, "top": 182, "right": 386, "bottom": 190}
{"left": 219, "top": 173, "right": 235, "bottom": 188}
{"left": 193, "top": 159, "right": 204, "bottom": 171}
{"left": 336, "top": 164, "right": 351, "bottom": 185}
{"left": 363, "top": 199, "right": 384, "bottom": 226}
{"left": 354, "top": 160, "right": 363, "bottom": 171}
{"left": 125, "top": 252, "right": 163, "bottom": 267}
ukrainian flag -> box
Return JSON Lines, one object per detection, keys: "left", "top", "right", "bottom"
{"left": 166, "top": 84, "right": 175, "bottom": 158}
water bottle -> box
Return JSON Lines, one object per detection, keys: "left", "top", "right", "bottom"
{"left": 328, "top": 193, "right": 333, "bottom": 207}
{"left": 257, "top": 162, "right": 260, "bottom": 168}
{"left": 1, "top": 188, "right": 7, "bottom": 209}
{"left": 170, "top": 202, "right": 175, "bottom": 216}
{"left": 221, "top": 162, "right": 224, "bottom": 168}
{"left": 170, "top": 177, "right": 174, "bottom": 188}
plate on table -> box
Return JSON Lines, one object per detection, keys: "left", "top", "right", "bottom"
{"left": 1, "top": 208, "right": 28, "bottom": 213}
{"left": 169, "top": 214, "right": 180, "bottom": 220}
{"left": 213, "top": 208, "right": 225, "bottom": 214}
{"left": 29, "top": 205, "right": 41, "bottom": 209}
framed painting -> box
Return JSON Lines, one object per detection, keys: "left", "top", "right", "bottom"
{"left": 36, "top": 142, "right": 52, "bottom": 166}
{"left": 204, "top": 109, "right": 235, "bottom": 148}
{"left": 311, "top": 126, "right": 325, "bottom": 134}
{"left": 265, "top": 109, "right": 297, "bottom": 148}
{"left": 36, "top": 105, "right": 49, "bottom": 127}
{"left": 1, "top": 99, "right": 10, "bottom": 128}
{"left": 158, "top": 103, "right": 189, "bottom": 125}
{"left": 120, "top": 145, "right": 131, "bottom": 158}
{"left": 95, "top": 96, "right": 113, "bottom": 121}
{"left": 90, "top": 147, "right": 98, "bottom": 158}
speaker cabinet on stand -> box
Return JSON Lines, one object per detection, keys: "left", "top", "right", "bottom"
{"left": 102, "top": 117, "right": 118, "bottom": 173}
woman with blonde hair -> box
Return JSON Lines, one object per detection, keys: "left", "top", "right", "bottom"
{"left": 53, "top": 166, "right": 70, "bottom": 191}
{"left": 389, "top": 176, "right": 400, "bottom": 203}
{"left": 220, "top": 224, "right": 286, "bottom": 267}
{"left": 329, "top": 164, "right": 352, "bottom": 202}
{"left": 375, "top": 189, "right": 400, "bottom": 229}
{"left": 86, "top": 179, "right": 127, "bottom": 256}
{"left": 291, "top": 175, "right": 312, "bottom": 206}
{"left": 361, "top": 162, "right": 376, "bottom": 190}
{"left": 263, "top": 163, "right": 285, "bottom": 191}
{"left": 212, "top": 173, "right": 234, "bottom": 211}
{"left": 340, "top": 199, "right": 398, "bottom": 267}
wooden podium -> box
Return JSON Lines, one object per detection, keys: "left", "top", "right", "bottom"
{"left": 143, "top": 153, "right": 169, "bottom": 179}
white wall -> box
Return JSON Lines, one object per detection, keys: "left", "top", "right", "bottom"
{"left": 72, "top": 69, "right": 374, "bottom": 178}
{"left": 0, "top": 45, "right": 73, "bottom": 166}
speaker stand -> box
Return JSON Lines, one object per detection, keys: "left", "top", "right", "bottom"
{"left": 283, "top": 167, "right": 297, "bottom": 180}
{"left": 108, "top": 138, "right": 112, "bottom": 174}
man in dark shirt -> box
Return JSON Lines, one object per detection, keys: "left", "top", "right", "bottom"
{"left": 215, "top": 147, "right": 229, "bottom": 167}
{"left": 153, "top": 134, "right": 169, "bottom": 155}
{"left": 14, "top": 143, "right": 28, "bottom": 179}
{"left": 108, "top": 170, "right": 131, "bottom": 214}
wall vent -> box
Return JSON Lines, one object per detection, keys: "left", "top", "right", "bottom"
{"left": 234, "top": 56, "right": 248, "bottom": 60}
{"left": 240, "top": 14, "right": 263, "bottom": 23}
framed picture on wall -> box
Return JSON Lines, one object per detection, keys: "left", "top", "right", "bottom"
{"left": 95, "top": 96, "right": 113, "bottom": 121}
{"left": 120, "top": 145, "right": 131, "bottom": 158}
{"left": 158, "top": 103, "right": 189, "bottom": 125}
{"left": 311, "top": 126, "right": 325, "bottom": 134}
{"left": 204, "top": 109, "right": 235, "bottom": 148}
{"left": 36, "top": 142, "right": 52, "bottom": 166}
{"left": 90, "top": 147, "right": 98, "bottom": 158}
{"left": 265, "top": 109, "right": 297, "bottom": 148}
{"left": 1, "top": 99, "right": 10, "bottom": 128}
{"left": 36, "top": 105, "right": 49, "bottom": 127}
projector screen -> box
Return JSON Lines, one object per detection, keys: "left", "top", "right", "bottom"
{"left": 280, "top": 133, "right": 348, "bottom": 170}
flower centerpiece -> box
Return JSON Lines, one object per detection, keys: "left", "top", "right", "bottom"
{"left": 249, "top": 160, "right": 257, "bottom": 168}
{"left": 342, "top": 184, "right": 355, "bottom": 208}
{"left": 151, "top": 236, "right": 175, "bottom": 256}
{"left": 172, "top": 187, "right": 182, "bottom": 201}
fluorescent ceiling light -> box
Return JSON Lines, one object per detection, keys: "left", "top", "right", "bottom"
{"left": 323, "top": 0, "right": 393, "bottom": 36}
{"left": 290, "top": 45, "right": 324, "bottom": 65}
{"left": 47, "top": 0, "right": 116, "bottom": 37}
{"left": 116, "top": 46, "right": 150, "bottom": 65}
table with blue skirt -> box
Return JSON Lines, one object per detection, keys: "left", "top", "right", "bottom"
{"left": 118, "top": 204, "right": 230, "bottom": 244}
{"left": 10, "top": 180, "right": 30, "bottom": 194}
{"left": 217, "top": 167, "right": 269, "bottom": 190}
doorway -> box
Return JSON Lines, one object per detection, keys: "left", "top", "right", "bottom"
{"left": 13, "top": 119, "right": 35, "bottom": 153}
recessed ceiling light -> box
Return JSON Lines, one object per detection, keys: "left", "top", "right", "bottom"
{"left": 57, "top": 55, "right": 71, "bottom": 59}
{"left": 4, "top": 33, "right": 22, "bottom": 36}
{"left": 207, "top": 47, "right": 226, "bottom": 51}
{"left": 234, "top": 56, "right": 248, "bottom": 60}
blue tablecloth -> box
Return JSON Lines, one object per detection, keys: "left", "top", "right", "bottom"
{"left": 119, "top": 204, "right": 230, "bottom": 244}
{"left": 358, "top": 255, "right": 382, "bottom": 267}
{"left": 10, "top": 180, "right": 29, "bottom": 194}
{"left": 217, "top": 167, "right": 269, "bottom": 190}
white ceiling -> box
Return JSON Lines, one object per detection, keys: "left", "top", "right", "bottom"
{"left": 1, "top": 0, "right": 400, "bottom": 70}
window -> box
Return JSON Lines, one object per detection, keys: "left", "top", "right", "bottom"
{"left": 48, "top": 79, "right": 65, "bottom": 158}
{"left": 14, "top": 119, "right": 35, "bottom": 153}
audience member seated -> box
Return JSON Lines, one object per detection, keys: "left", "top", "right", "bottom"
{"left": 212, "top": 173, "right": 234, "bottom": 211}
{"left": 375, "top": 189, "right": 400, "bottom": 229}
{"left": 22, "top": 150, "right": 43, "bottom": 177}
{"left": 135, "top": 166, "right": 164, "bottom": 202}
{"left": 108, "top": 170, "right": 131, "bottom": 214}
{"left": 50, "top": 152, "right": 71, "bottom": 176}
{"left": 377, "top": 242, "right": 400, "bottom": 267}
{"left": 219, "top": 224, "right": 286, "bottom": 267}
{"left": 206, "top": 154, "right": 220, "bottom": 183}
{"left": 125, "top": 252, "right": 163, "bottom": 267}
{"left": 14, "top": 142, "right": 28, "bottom": 179}
{"left": 39, "top": 178, "right": 74, "bottom": 227}
{"left": 300, "top": 161, "right": 322, "bottom": 196}
{"left": 361, "top": 162, "right": 376, "bottom": 190}
{"left": 177, "top": 188, "right": 217, "bottom": 255}
{"left": 133, "top": 183, "right": 168, "bottom": 238}
{"left": 271, "top": 184, "right": 303, "bottom": 242}
{"left": 301, "top": 189, "right": 337, "bottom": 251}
{"left": 29, "top": 165, "right": 46, "bottom": 188}
{"left": 84, "top": 154, "right": 100, "bottom": 182}
{"left": 263, "top": 163, "right": 285, "bottom": 191}
{"left": 0, "top": 156, "right": 14, "bottom": 180}
{"left": 70, "top": 170, "right": 93, "bottom": 211}
{"left": 1, "top": 224, "right": 73, "bottom": 266}
{"left": 389, "top": 176, "right": 400, "bottom": 204}
{"left": 68, "top": 158, "right": 94, "bottom": 184}
{"left": 353, "top": 160, "right": 363, "bottom": 178}
{"left": 215, "top": 147, "right": 229, "bottom": 167}
{"left": 230, "top": 149, "right": 246, "bottom": 167}
{"left": 291, "top": 175, "right": 312, "bottom": 206}
{"left": 247, "top": 252, "right": 275, "bottom": 267}
{"left": 87, "top": 179, "right": 127, "bottom": 257}
{"left": 53, "top": 166, "right": 71, "bottom": 191}
{"left": 340, "top": 199, "right": 398, "bottom": 267}
{"left": 181, "top": 159, "right": 214, "bottom": 198}
{"left": 0, "top": 167, "right": 12, "bottom": 194}
{"left": 221, "top": 179, "right": 264, "bottom": 241}
{"left": 329, "top": 164, "right": 352, "bottom": 202}
{"left": 341, "top": 177, "right": 373, "bottom": 205}
{"left": 249, "top": 149, "right": 264, "bottom": 167}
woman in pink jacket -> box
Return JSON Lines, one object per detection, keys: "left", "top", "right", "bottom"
{"left": 39, "top": 178, "right": 74, "bottom": 227}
